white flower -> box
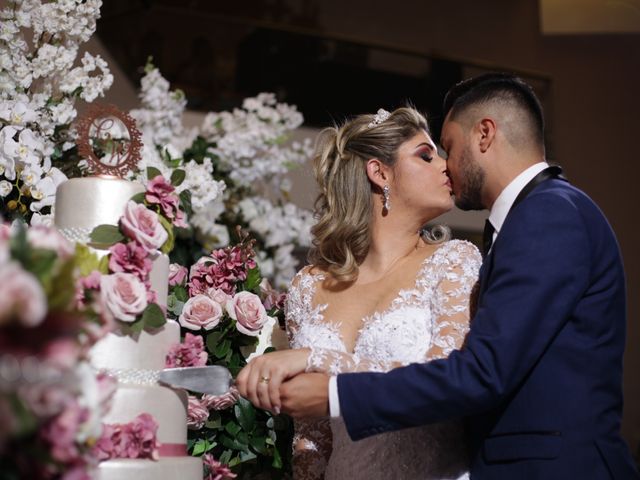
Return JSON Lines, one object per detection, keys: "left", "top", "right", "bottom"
{"left": 0, "top": 180, "right": 12, "bottom": 197}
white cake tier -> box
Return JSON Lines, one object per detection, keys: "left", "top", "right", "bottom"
{"left": 96, "top": 457, "right": 203, "bottom": 480}
{"left": 90, "top": 319, "right": 179, "bottom": 371}
{"left": 103, "top": 383, "right": 189, "bottom": 445}
{"left": 55, "top": 176, "right": 144, "bottom": 233}
{"left": 53, "top": 176, "right": 170, "bottom": 307}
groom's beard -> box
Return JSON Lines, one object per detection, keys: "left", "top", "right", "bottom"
{"left": 454, "top": 145, "right": 485, "bottom": 211}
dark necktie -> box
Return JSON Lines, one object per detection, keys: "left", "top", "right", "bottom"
{"left": 482, "top": 219, "right": 495, "bottom": 257}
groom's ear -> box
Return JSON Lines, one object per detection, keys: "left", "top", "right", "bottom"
{"left": 366, "top": 158, "right": 390, "bottom": 189}
{"left": 477, "top": 118, "right": 496, "bottom": 153}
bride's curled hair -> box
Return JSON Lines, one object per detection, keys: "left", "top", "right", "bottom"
{"left": 309, "top": 107, "right": 446, "bottom": 284}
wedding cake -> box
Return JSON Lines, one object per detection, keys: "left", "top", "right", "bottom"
{"left": 54, "top": 176, "right": 202, "bottom": 480}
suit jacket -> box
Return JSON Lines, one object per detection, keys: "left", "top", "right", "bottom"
{"left": 337, "top": 178, "right": 639, "bottom": 479}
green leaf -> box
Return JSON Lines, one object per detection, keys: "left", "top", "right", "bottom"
{"left": 158, "top": 215, "right": 175, "bottom": 254}
{"left": 173, "top": 285, "right": 189, "bottom": 302}
{"left": 142, "top": 303, "right": 166, "bottom": 328}
{"left": 74, "top": 244, "right": 102, "bottom": 276}
{"left": 179, "top": 190, "right": 193, "bottom": 216}
{"left": 9, "top": 221, "right": 29, "bottom": 267}
{"left": 272, "top": 443, "right": 283, "bottom": 469}
{"left": 219, "top": 449, "right": 232, "bottom": 465}
{"left": 130, "top": 192, "right": 146, "bottom": 204}
{"left": 239, "top": 450, "right": 257, "bottom": 462}
{"left": 249, "top": 435, "right": 268, "bottom": 455}
{"left": 221, "top": 434, "right": 247, "bottom": 452}
{"left": 98, "top": 254, "right": 110, "bottom": 274}
{"left": 170, "top": 169, "right": 186, "bottom": 187}
{"left": 228, "top": 455, "right": 241, "bottom": 467}
{"left": 214, "top": 339, "right": 231, "bottom": 359}
{"left": 166, "top": 294, "right": 184, "bottom": 316}
{"left": 125, "top": 317, "right": 145, "bottom": 334}
{"left": 225, "top": 421, "right": 241, "bottom": 436}
{"left": 206, "top": 331, "right": 222, "bottom": 352}
{"left": 192, "top": 439, "right": 207, "bottom": 456}
{"left": 146, "top": 166, "right": 162, "bottom": 180}
{"left": 90, "top": 224, "right": 124, "bottom": 247}
{"left": 234, "top": 397, "right": 256, "bottom": 433}
{"left": 244, "top": 266, "right": 261, "bottom": 291}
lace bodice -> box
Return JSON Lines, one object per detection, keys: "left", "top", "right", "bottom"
{"left": 285, "top": 240, "right": 481, "bottom": 479}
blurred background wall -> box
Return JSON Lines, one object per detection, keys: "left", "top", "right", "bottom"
{"left": 87, "top": 0, "right": 640, "bottom": 457}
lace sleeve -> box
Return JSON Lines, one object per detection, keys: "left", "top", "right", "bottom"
{"left": 426, "top": 240, "right": 481, "bottom": 360}
{"left": 292, "top": 418, "right": 332, "bottom": 480}
{"left": 305, "top": 347, "right": 401, "bottom": 375}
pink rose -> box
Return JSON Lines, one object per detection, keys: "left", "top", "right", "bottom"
{"left": 226, "top": 291, "right": 269, "bottom": 337}
{"left": 165, "top": 332, "right": 208, "bottom": 368}
{"left": 119, "top": 201, "right": 168, "bottom": 253}
{"left": 168, "top": 263, "right": 188, "bottom": 287}
{"left": 187, "top": 395, "right": 209, "bottom": 430}
{"left": 0, "top": 261, "right": 47, "bottom": 327}
{"left": 259, "top": 279, "right": 286, "bottom": 311}
{"left": 108, "top": 242, "right": 152, "bottom": 281}
{"left": 201, "top": 387, "right": 240, "bottom": 411}
{"left": 40, "top": 401, "right": 89, "bottom": 463}
{"left": 207, "top": 287, "right": 231, "bottom": 307}
{"left": 100, "top": 273, "right": 148, "bottom": 322}
{"left": 179, "top": 294, "right": 223, "bottom": 331}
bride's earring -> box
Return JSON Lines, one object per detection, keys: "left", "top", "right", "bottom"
{"left": 383, "top": 185, "right": 391, "bottom": 212}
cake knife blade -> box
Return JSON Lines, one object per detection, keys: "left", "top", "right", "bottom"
{"left": 158, "top": 366, "right": 233, "bottom": 395}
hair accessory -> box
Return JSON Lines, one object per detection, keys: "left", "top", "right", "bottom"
{"left": 368, "top": 108, "right": 391, "bottom": 128}
{"left": 383, "top": 185, "right": 391, "bottom": 211}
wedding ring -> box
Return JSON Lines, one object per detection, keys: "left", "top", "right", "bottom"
{"left": 259, "top": 376, "right": 270, "bottom": 384}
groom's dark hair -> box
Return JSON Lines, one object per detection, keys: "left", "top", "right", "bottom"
{"left": 443, "top": 73, "right": 545, "bottom": 147}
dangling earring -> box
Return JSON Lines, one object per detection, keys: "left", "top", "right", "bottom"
{"left": 383, "top": 185, "right": 391, "bottom": 212}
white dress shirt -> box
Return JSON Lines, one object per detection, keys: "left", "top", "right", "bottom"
{"left": 328, "top": 161, "right": 550, "bottom": 417}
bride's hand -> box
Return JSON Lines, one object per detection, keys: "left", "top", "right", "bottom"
{"left": 236, "top": 348, "right": 311, "bottom": 413}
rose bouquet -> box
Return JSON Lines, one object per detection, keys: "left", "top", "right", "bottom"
{"left": 165, "top": 230, "right": 291, "bottom": 478}
{"left": 0, "top": 222, "right": 116, "bottom": 479}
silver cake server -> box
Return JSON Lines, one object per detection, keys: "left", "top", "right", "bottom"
{"left": 158, "top": 366, "right": 233, "bottom": 395}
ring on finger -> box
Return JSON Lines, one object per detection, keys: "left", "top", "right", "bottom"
{"left": 259, "top": 376, "right": 270, "bottom": 385}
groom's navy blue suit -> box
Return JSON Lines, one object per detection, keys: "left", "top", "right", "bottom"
{"left": 337, "top": 174, "right": 639, "bottom": 479}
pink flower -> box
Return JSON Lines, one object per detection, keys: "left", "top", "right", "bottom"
{"left": 119, "top": 201, "right": 168, "bottom": 253}
{"left": 94, "top": 413, "right": 159, "bottom": 461}
{"left": 165, "top": 333, "right": 208, "bottom": 368}
{"left": 42, "top": 338, "right": 81, "bottom": 369}
{"left": 168, "top": 263, "right": 188, "bottom": 287}
{"left": 203, "top": 453, "right": 237, "bottom": 480}
{"left": 226, "top": 291, "right": 269, "bottom": 337}
{"left": 145, "top": 175, "right": 186, "bottom": 227}
{"left": 201, "top": 387, "right": 240, "bottom": 411}
{"left": 18, "top": 381, "right": 74, "bottom": 418}
{"left": 188, "top": 245, "right": 256, "bottom": 297}
{"left": 179, "top": 294, "right": 223, "bottom": 331}
{"left": 259, "top": 279, "right": 286, "bottom": 311}
{"left": 207, "top": 287, "right": 231, "bottom": 307}
{"left": 75, "top": 270, "right": 102, "bottom": 309}
{"left": 187, "top": 395, "right": 209, "bottom": 430}
{"left": 40, "top": 401, "right": 89, "bottom": 463}
{"left": 0, "top": 261, "right": 47, "bottom": 327}
{"left": 108, "top": 242, "right": 152, "bottom": 281}
{"left": 27, "top": 226, "right": 75, "bottom": 258}
{"left": 100, "top": 273, "right": 148, "bottom": 322}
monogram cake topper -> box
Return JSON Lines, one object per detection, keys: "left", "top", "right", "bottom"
{"left": 76, "top": 103, "right": 142, "bottom": 177}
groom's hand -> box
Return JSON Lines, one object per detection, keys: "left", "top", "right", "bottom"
{"left": 280, "top": 373, "right": 330, "bottom": 418}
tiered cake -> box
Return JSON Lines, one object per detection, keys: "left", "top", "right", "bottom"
{"left": 54, "top": 177, "right": 202, "bottom": 480}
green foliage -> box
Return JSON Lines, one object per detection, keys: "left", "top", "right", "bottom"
{"left": 90, "top": 224, "right": 124, "bottom": 247}
{"left": 141, "top": 303, "right": 166, "bottom": 328}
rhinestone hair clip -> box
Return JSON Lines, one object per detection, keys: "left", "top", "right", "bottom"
{"left": 368, "top": 108, "right": 391, "bottom": 128}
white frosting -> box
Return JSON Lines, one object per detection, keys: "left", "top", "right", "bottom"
{"left": 96, "top": 457, "right": 202, "bottom": 480}
{"left": 103, "top": 384, "right": 189, "bottom": 444}
{"left": 90, "top": 320, "right": 179, "bottom": 371}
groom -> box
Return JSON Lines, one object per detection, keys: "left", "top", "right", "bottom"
{"left": 278, "top": 74, "right": 639, "bottom": 478}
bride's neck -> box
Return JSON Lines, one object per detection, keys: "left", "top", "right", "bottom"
{"left": 362, "top": 213, "right": 425, "bottom": 275}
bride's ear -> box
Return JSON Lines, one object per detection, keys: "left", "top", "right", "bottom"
{"left": 366, "top": 158, "right": 391, "bottom": 190}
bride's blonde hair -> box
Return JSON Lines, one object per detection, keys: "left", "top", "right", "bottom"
{"left": 309, "top": 107, "right": 446, "bottom": 284}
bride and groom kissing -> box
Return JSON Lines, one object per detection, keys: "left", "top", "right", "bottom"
{"left": 236, "top": 73, "right": 640, "bottom": 479}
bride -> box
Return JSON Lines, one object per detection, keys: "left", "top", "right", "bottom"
{"left": 236, "top": 107, "right": 481, "bottom": 479}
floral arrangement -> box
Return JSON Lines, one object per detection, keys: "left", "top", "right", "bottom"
{"left": 129, "top": 62, "right": 314, "bottom": 289}
{"left": 164, "top": 231, "right": 291, "bottom": 478}
{"left": 0, "top": 0, "right": 113, "bottom": 224}
{"left": 82, "top": 167, "right": 189, "bottom": 332}
{"left": 0, "top": 222, "right": 116, "bottom": 479}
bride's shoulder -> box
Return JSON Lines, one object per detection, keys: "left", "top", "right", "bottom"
{"left": 289, "top": 264, "right": 325, "bottom": 289}
{"left": 433, "top": 239, "right": 482, "bottom": 266}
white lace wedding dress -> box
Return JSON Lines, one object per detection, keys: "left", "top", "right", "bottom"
{"left": 286, "top": 239, "right": 481, "bottom": 480}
